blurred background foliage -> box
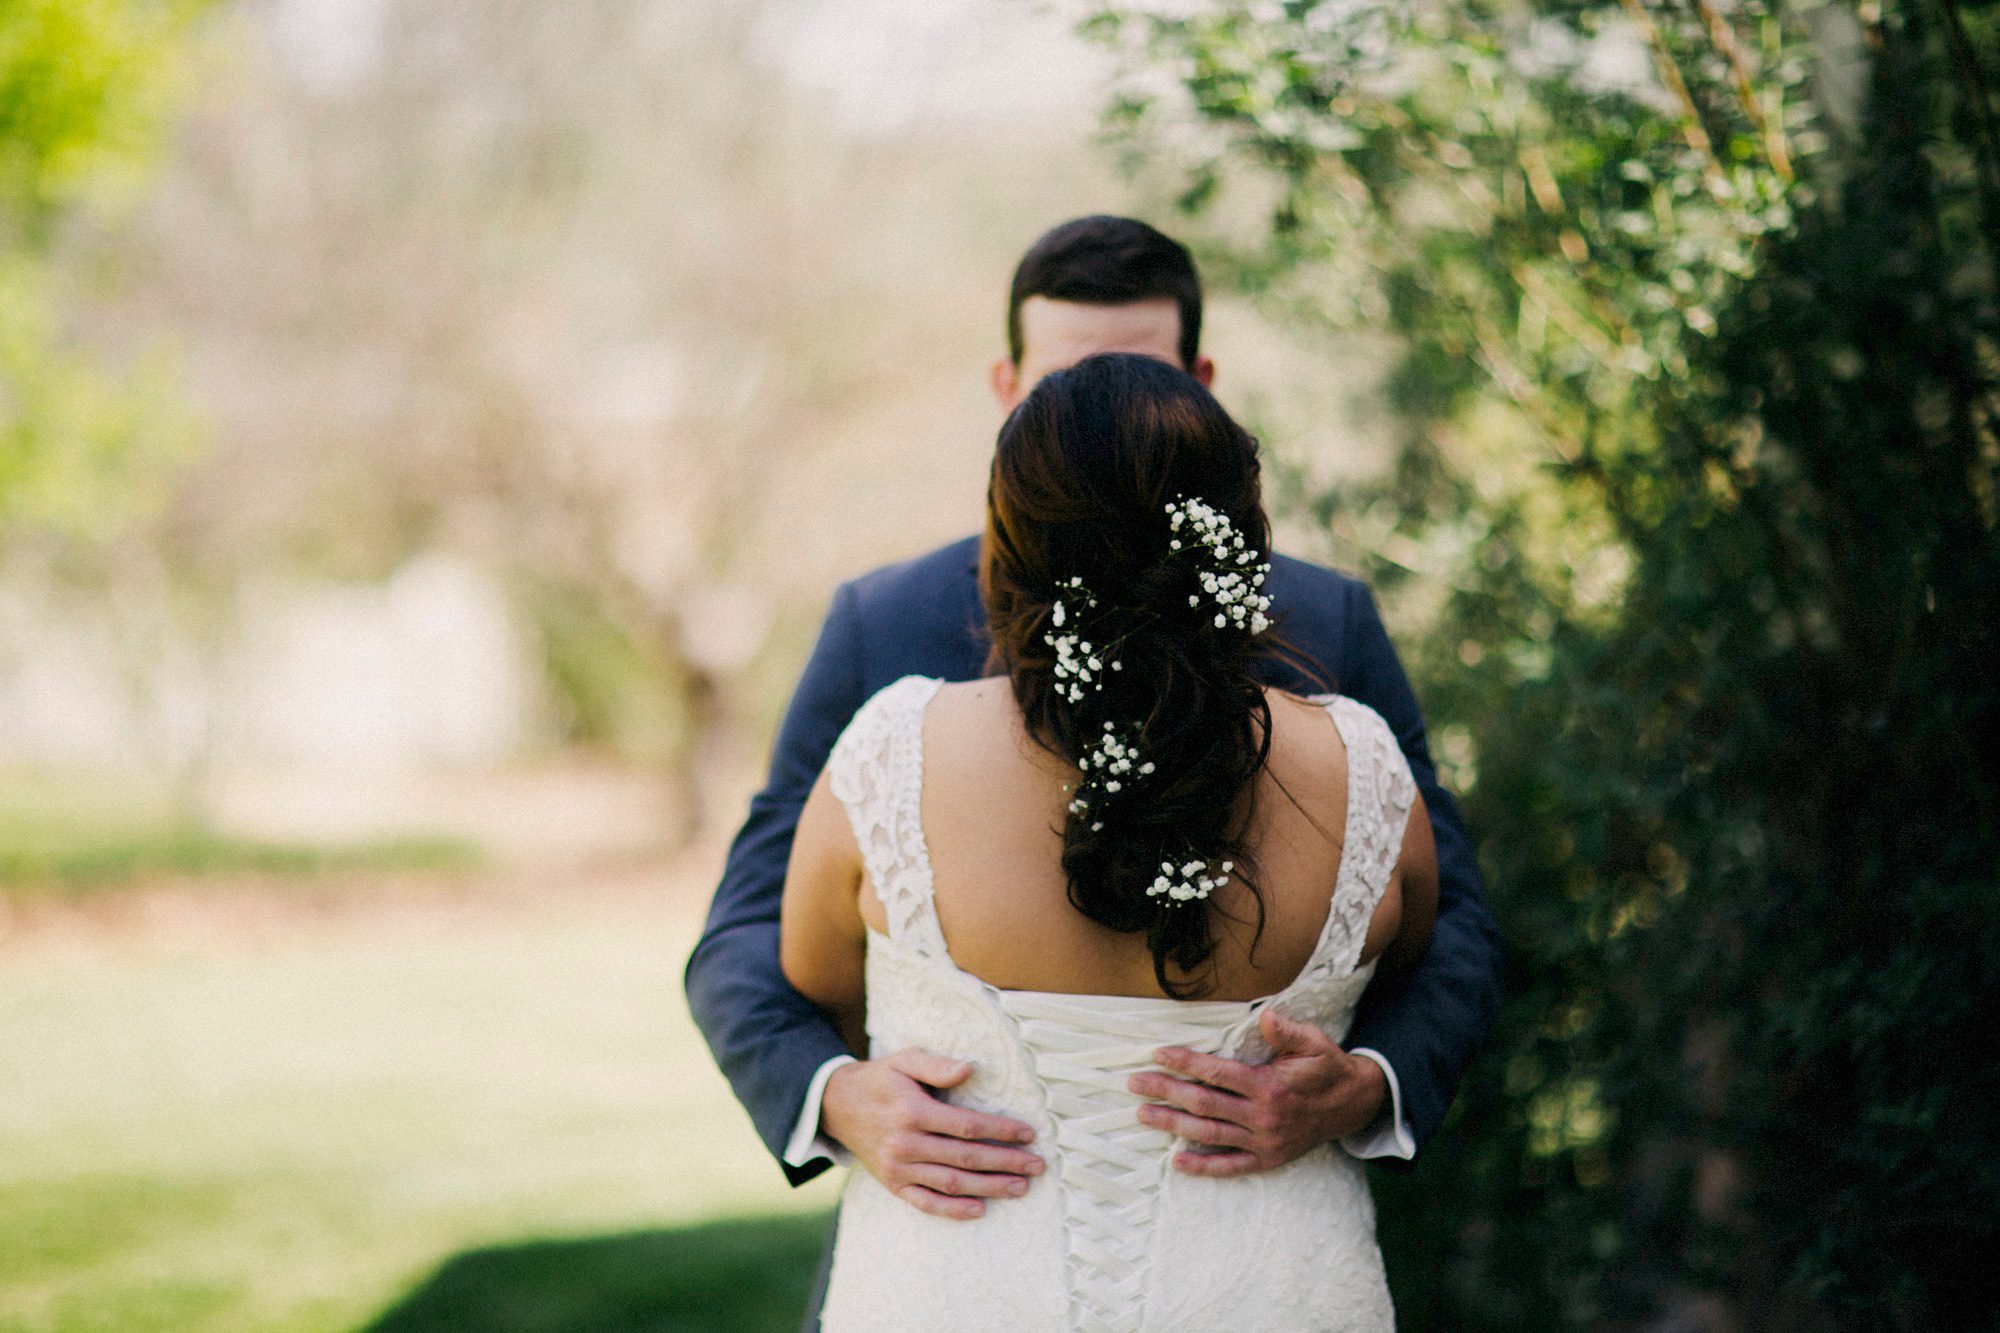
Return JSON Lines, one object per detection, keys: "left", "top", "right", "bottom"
{"left": 0, "top": 0, "right": 205, "bottom": 539}
{"left": 0, "top": 0, "right": 1361, "bottom": 879}
{"left": 0, "top": 0, "right": 1182, "bottom": 864}
{"left": 1084, "top": 0, "right": 1999, "bottom": 1327}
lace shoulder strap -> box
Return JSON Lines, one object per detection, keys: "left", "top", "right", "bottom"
{"left": 1312, "top": 695, "right": 1419, "bottom": 976}
{"left": 825, "top": 674, "right": 949, "bottom": 957}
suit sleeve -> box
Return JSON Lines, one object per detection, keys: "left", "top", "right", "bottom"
{"left": 684, "top": 581, "right": 868, "bottom": 1186}
{"left": 1336, "top": 581, "right": 1504, "bottom": 1163}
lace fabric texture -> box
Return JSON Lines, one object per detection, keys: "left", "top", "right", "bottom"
{"left": 819, "top": 675, "right": 1416, "bottom": 1332}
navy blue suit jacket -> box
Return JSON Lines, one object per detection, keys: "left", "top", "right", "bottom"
{"left": 685, "top": 535, "right": 1502, "bottom": 1186}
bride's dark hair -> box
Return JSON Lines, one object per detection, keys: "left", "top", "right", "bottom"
{"left": 981, "top": 352, "right": 1284, "bottom": 998}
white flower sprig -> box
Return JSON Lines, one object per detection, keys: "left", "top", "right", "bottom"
{"left": 1167, "top": 497, "right": 1273, "bottom": 635}
{"left": 1046, "top": 576, "right": 1114, "bottom": 704}
{"left": 1066, "top": 721, "right": 1154, "bottom": 831}
{"left": 1081, "top": 721, "right": 1154, "bottom": 796}
{"left": 1148, "top": 856, "right": 1234, "bottom": 904}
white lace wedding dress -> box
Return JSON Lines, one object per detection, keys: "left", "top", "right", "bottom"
{"left": 817, "top": 675, "right": 1416, "bottom": 1333}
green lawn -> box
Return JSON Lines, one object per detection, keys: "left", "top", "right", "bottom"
{"left": 0, "top": 873, "right": 843, "bottom": 1332}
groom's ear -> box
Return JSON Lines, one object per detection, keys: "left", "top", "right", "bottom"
{"left": 990, "top": 357, "right": 1023, "bottom": 411}
{"left": 1191, "top": 354, "right": 1216, "bottom": 389}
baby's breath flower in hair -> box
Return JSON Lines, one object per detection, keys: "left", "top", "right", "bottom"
{"left": 1147, "top": 856, "right": 1234, "bottom": 904}
{"left": 1043, "top": 576, "right": 1104, "bottom": 704}
{"left": 1167, "top": 496, "right": 1273, "bottom": 635}
{"left": 1081, "top": 720, "right": 1153, "bottom": 794}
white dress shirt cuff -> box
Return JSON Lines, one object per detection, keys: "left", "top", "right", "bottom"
{"left": 1338, "top": 1047, "right": 1416, "bottom": 1161}
{"left": 783, "top": 1054, "right": 860, "bottom": 1170}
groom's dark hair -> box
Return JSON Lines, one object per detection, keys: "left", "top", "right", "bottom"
{"left": 1007, "top": 216, "right": 1202, "bottom": 369}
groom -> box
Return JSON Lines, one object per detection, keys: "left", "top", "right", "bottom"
{"left": 687, "top": 215, "right": 1503, "bottom": 1315}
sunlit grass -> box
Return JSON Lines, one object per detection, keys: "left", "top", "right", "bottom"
{"left": 0, "top": 875, "right": 843, "bottom": 1331}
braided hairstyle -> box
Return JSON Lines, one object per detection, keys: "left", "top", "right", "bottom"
{"left": 981, "top": 352, "right": 1283, "bottom": 998}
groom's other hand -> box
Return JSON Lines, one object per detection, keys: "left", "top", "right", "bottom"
{"left": 821, "top": 1048, "right": 1044, "bottom": 1219}
{"left": 1128, "top": 1010, "right": 1388, "bottom": 1177}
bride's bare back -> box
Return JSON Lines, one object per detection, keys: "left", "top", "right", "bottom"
{"left": 860, "top": 677, "right": 1433, "bottom": 1002}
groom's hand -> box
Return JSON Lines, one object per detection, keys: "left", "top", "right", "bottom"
{"left": 1127, "top": 1009, "right": 1388, "bottom": 1178}
{"left": 820, "top": 1048, "right": 1044, "bottom": 1220}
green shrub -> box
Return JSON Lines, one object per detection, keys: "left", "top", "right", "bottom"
{"left": 1088, "top": 1, "right": 2000, "bottom": 1325}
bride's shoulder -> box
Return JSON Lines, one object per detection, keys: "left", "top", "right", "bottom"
{"left": 1268, "top": 685, "right": 1390, "bottom": 732}
{"left": 1266, "top": 684, "right": 1344, "bottom": 725}
{"left": 923, "top": 675, "right": 1016, "bottom": 731}
{"left": 1265, "top": 685, "right": 1342, "bottom": 754}
{"left": 1264, "top": 688, "right": 1405, "bottom": 783}
{"left": 874, "top": 672, "right": 947, "bottom": 703}
{"left": 917, "top": 677, "right": 1038, "bottom": 768}
{"left": 829, "top": 675, "right": 933, "bottom": 754}
{"left": 841, "top": 674, "right": 944, "bottom": 734}
{"left": 929, "top": 674, "right": 1007, "bottom": 703}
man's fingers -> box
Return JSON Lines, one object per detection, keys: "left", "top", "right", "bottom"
{"left": 912, "top": 1097, "right": 1037, "bottom": 1146}
{"left": 1171, "top": 1148, "right": 1263, "bottom": 1178}
{"left": 1135, "top": 1102, "right": 1253, "bottom": 1148}
{"left": 895, "top": 1184, "right": 986, "bottom": 1220}
{"left": 887, "top": 1047, "right": 974, "bottom": 1089}
{"left": 904, "top": 1161, "right": 1031, "bottom": 1200}
{"left": 1259, "top": 1008, "right": 1334, "bottom": 1058}
{"left": 918, "top": 1134, "right": 1046, "bottom": 1177}
{"left": 1128, "top": 1072, "right": 1255, "bottom": 1127}
{"left": 1151, "top": 1045, "right": 1262, "bottom": 1097}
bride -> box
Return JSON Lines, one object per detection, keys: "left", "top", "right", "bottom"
{"left": 778, "top": 351, "right": 1438, "bottom": 1332}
